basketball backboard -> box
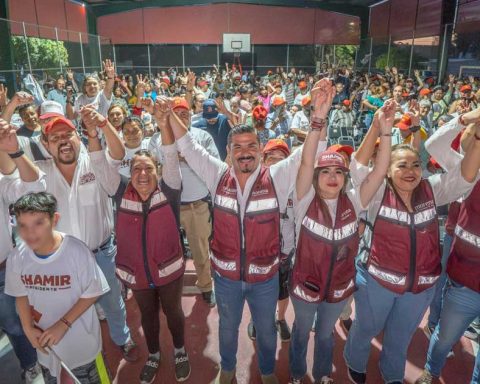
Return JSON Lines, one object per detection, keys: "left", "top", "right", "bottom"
{"left": 223, "top": 33, "right": 251, "bottom": 53}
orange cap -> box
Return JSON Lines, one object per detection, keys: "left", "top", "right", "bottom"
{"left": 263, "top": 139, "right": 290, "bottom": 157}
{"left": 395, "top": 114, "right": 413, "bottom": 131}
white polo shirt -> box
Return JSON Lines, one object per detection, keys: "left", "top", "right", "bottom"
{"left": 0, "top": 171, "right": 46, "bottom": 264}
{"left": 35, "top": 150, "right": 120, "bottom": 250}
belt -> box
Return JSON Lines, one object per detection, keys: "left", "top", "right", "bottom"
{"left": 181, "top": 197, "right": 210, "bottom": 206}
{"left": 92, "top": 237, "right": 112, "bottom": 254}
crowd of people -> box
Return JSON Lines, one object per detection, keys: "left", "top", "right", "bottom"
{"left": 0, "top": 58, "right": 479, "bottom": 384}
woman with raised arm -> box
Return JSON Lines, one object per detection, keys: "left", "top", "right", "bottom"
{"left": 288, "top": 80, "right": 395, "bottom": 384}
{"left": 344, "top": 106, "right": 480, "bottom": 384}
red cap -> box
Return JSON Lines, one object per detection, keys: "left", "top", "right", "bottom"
{"left": 315, "top": 151, "right": 349, "bottom": 171}
{"left": 253, "top": 105, "right": 268, "bottom": 121}
{"left": 342, "top": 99, "right": 351, "bottom": 107}
{"left": 395, "top": 114, "right": 412, "bottom": 131}
{"left": 161, "top": 76, "right": 170, "bottom": 86}
{"left": 419, "top": 88, "right": 432, "bottom": 96}
{"left": 272, "top": 96, "right": 286, "bottom": 107}
{"left": 298, "top": 81, "right": 307, "bottom": 89}
{"left": 263, "top": 139, "right": 290, "bottom": 157}
{"left": 402, "top": 91, "right": 410, "bottom": 97}
{"left": 172, "top": 97, "right": 189, "bottom": 111}
{"left": 198, "top": 80, "right": 208, "bottom": 87}
{"left": 460, "top": 84, "right": 472, "bottom": 93}
{"left": 301, "top": 96, "right": 311, "bottom": 106}
{"left": 328, "top": 143, "right": 354, "bottom": 157}
{"left": 44, "top": 116, "right": 76, "bottom": 135}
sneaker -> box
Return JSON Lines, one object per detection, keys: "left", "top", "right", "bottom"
{"left": 174, "top": 350, "right": 191, "bottom": 382}
{"left": 121, "top": 338, "right": 139, "bottom": 362}
{"left": 415, "top": 369, "right": 433, "bottom": 384}
{"left": 23, "top": 362, "right": 43, "bottom": 384}
{"left": 464, "top": 325, "right": 480, "bottom": 340}
{"left": 340, "top": 318, "right": 353, "bottom": 333}
{"left": 347, "top": 367, "right": 366, "bottom": 384}
{"left": 202, "top": 290, "right": 216, "bottom": 307}
{"left": 140, "top": 354, "right": 160, "bottom": 384}
{"left": 319, "top": 376, "right": 334, "bottom": 384}
{"left": 261, "top": 374, "right": 279, "bottom": 384}
{"left": 423, "top": 324, "right": 435, "bottom": 340}
{"left": 276, "top": 319, "right": 291, "bottom": 342}
{"left": 289, "top": 377, "right": 303, "bottom": 384}
{"left": 247, "top": 321, "right": 256, "bottom": 341}
{"left": 214, "top": 369, "right": 236, "bottom": 384}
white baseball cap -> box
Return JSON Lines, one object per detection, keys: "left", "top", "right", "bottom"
{"left": 39, "top": 100, "right": 64, "bottom": 119}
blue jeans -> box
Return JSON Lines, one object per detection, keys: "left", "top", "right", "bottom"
{"left": 289, "top": 295, "right": 346, "bottom": 380}
{"left": 428, "top": 233, "right": 453, "bottom": 328}
{"left": 94, "top": 236, "right": 130, "bottom": 346}
{"left": 0, "top": 268, "right": 37, "bottom": 370}
{"left": 214, "top": 272, "right": 278, "bottom": 375}
{"left": 425, "top": 280, "right": 480, "bottom": 383}
{"left": 344, "top": 265, "right": 435, "bottom": 383}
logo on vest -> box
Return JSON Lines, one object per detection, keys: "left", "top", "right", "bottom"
{"left": 79, "top": 172, "right": 96, "bottom": 185}
{"left": 21, "top": 274, "right": 72, "bottom": 292}
{"left": 340, "top": 208, "right": 353, "bottom": 221}
{"left": 252, "top": 188, "right": 268, "bottom": 197}
{"left": 415, "top": 200, "right": 434, "bottom": 211}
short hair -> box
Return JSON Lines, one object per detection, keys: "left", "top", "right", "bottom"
{"left": 391, "top": 143, "right": 421, "bottom": 161}
{"left": 122, "top": 115, "right": 144, "bottom": 131}
{"left": 13, "top": 192, "right": 57, "bottom": 219}
{"left": 227, "top": 124, "right": 259, "bottom": 145}
{"left": 419, "top": 100, "right": 432, "bottom": 108}
{"left": 18, "top": 104, "right": 36, "bottom": 116}
{"left": 438, "top": 114, "right": 454, "bottom": 124}
{"left": 129, "top": 149, "right": 157, "bottom": 173}
{"left": 108, "top": 103, "right": 128, "bottom": 117}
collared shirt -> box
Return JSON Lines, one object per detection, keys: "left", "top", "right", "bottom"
{"left": 47, "top": 89, "right": 67, "bottom": 111}
{"left": 0, "top": 171, "right": 46, "bottom": 263}
{"left": 176, "top": 133, "right": 327, "bottom": 229}
{"left": 36, "top": 150, "right": 120, "bottom": 250}
{"left": 149, "top": 128, "right": 219, "bottom": 203}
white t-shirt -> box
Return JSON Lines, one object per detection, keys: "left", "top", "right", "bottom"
{"left": 5, "top": 234, "right": 110, "bottom": 376}
{"left": 74, "top": 90, "right": 112, "bottom": 119}
{"left": 290, "top": 110, "right": 310, "bottom": 132}
{"left": 119, "top": 139, "right": 151, "bottom": 178}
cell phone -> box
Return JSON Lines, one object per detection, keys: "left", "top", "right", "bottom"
{"left": 304, "top": 280, "right": 320, "bottom": 292}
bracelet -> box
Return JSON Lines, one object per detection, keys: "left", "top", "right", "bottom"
{"left": 8, "top": 150, "right": 24, "bottom": 159}
{"left": 380, "top": 133, "right": 393, "bottom": 137}
{"left": 60, "top": 317, "right": 72, "bottom": 329}
{"left": 107, "top": 77, "right": 114, "bottom": 80}
{"left": 459, "top": 114, "right": 466, "bottom": 126}
{"left": 97, "top": 119, "right": 108, "bottom": 128}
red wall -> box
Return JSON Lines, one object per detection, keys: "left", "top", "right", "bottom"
{"left": 369, "top": 0, "right": 443, "bottom": 39}
{"left": 7, "top": 0, "right": 87, "bottom": 40}
{"left": 97, "top": 4, "right": 360, "bottom": 45}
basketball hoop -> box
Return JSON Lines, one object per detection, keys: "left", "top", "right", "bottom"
{"left": 233, "top": 49, "right": 241, "bottom": 59}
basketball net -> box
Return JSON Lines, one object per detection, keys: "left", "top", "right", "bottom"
{"left": 233, "top": 49, "right": 242, "bottom": 75}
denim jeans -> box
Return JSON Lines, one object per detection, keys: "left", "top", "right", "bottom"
{"left": 214, "top": 271, "right": 279, "bottom": 375}
{"left": 0, "top": 268, "right": 37, "bottom": 370}
{"left": 344, "top": 264, "right": 435, "bottom": 383}
{"left": 289, "top": 295, "right": 346, "bottom": 380}
{"left": 94, "top": 236, "right": 130, "bottom": 346}
{"left": 428, "top": 233, "right": 453, "bottom": 328}
{"left": 425, "top": 280, "right": 480, "bottom": 383}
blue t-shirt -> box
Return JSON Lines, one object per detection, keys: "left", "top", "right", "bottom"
{"left": 192, "top": 114, "right": 230, "bottom": 161}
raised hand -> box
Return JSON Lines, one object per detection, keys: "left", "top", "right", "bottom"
{"left": 377, "top": 99, "right": 396, "bottom": 134}
{"left": 0, "top": 84, "right": 7, "bottom": 107}
{"left": 140, "top": 97, "right": 155, "bottom": 114}
{"left": 414, "top": 69, "right": 420, "bottom": 77}
{"left": 12, "top": 91, "right": 34, "bottom": 107}
{"left": 186, "top": 71, "right": 196, "bottom": 91}
{"left": 66, "top": 68, "right": 74, "bottom": 81}
{"left": 310, "top": 78, "right": 336, "bottom": 120}
{"left": 103, "top": 59, "right": 115, "bottom": 79}
{"left": 448, "top": 74, "right": 455, "bottom": 83}
{"left": 152, "top": 95, "right": 172, "bottom": 123}
{"left": 0, "top": 118, "right": 20, "bottom": 153}
{"left": 80, "top": 105, "right": 106, "bottom": 132}
{"left": 391, "top": 67, "right": 398, "bottom": 76}
{"left": 408, "top": 99, "right": 421, "bottom": 126}
{"left": 135, "top": 74, "right": 147, "bottom": 97}
{"left": 214, "top": 97, "right": 228, "bottom": 116}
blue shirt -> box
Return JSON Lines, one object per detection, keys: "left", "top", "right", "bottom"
{"left": 47, "top": 89, "right": 67, "bottom": 110}
{"left": 192, "top": 114, "right": 231, "bottom": 161}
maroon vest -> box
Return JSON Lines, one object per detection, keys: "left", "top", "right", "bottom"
{"left": 447, "top": 181, "right": 480, "bottom": 293}
{"left": 290, "top": 194, "right": 359, "bottom": 304}
{"left": 210, "top": 166, "right": 280, "bottom": 282}
{"left": 115, "top": 183, "right": 184, "bottom": 290}
{"left": 366, "top": 180, "right": 441, "bottom": 294}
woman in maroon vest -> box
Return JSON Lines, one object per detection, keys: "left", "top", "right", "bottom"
{"left": 112, "top": 100, "right": 190, "bottom": 384}
{"left": 288, "top": 80, "right": 395, "bottom": 384}
{"left": 344, "top": 109, "right": 480, "bottom": 384}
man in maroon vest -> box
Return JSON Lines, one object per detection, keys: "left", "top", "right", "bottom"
{"left": 158, "top": 94, "right": 327, "bottom": 384}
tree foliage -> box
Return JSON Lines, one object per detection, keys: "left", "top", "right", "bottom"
{"left": 11, "top": 36, "right": 69, "bottom": 70}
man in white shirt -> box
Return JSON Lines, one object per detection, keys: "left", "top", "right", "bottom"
{"left": 0, "top": 119, "right": 46, "bottom": 383}
{"left": 5, "top": 192, "right": 110, "bottom": 383}
{"left": 148, "top": 97, "right": 220, "bottom": 306}
{"left": 34, "top": 111, "right": 138, "bottom": 362}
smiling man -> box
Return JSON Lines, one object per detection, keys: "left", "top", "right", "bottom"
{"left": 162, "top": 94, "right": 328, "bottom": 384}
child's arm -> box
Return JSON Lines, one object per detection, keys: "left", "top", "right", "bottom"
{"left": 38, "top": 296, "right": 99, "bottom": 349}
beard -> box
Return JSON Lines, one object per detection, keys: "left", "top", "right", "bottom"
{"left": 56, "top": 144, "right": 77, "bottom": 165}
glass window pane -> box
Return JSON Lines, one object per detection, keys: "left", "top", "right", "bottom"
{"left": 254, "top": 45, "right": 287, "bottom": 71}
{"left": 184, "top": 44, "right": 217, "bottom": 70}
{"left": 115, "top": 44, "right": 149, "bottom": 75}
{"left": 288, "top": 45, "right": 315, "bottom": 72}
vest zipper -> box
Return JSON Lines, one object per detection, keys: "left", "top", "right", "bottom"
{"left": 142, "top": 201, "right": 155, "bottom": 288}
{"left": 240, "top": 214, "right": 246, "bottom": 281}
{"left": 324, "top": 245, "right": 337, "bottom": 301}
{"left": 407, "top": 212, "right": 417, "bottom": 292}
